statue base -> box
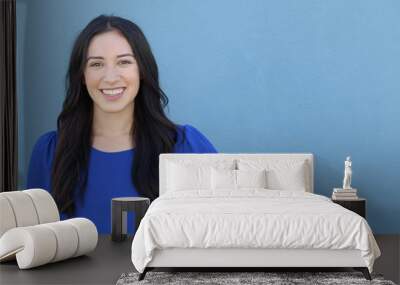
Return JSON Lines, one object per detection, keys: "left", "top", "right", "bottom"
{"left": 334, "top": 188, "right": 357, "bottom": 192}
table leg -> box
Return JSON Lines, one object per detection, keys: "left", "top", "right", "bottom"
{"left": 111, "top": 201, "right": 126, "bottom": 241}
{"left": 134, "top": 201, "right": 150, "bottom": 234}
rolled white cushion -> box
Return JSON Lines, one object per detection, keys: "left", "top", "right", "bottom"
{"left": 0, "top": 189, "right": 60, "bottom": 238}
{"left": 0, "top": 226, "right": 57, "bottom": 269}
{"left": 0, "top": 196, "right": 17, "bottom": 237}
{"left": 0, "top": 191, "right": 39, "bottom": 227}
{"left": 66, "top": 218, "right": 98, "bottom": 257}
{"left": 42, "top": 221, "right": 79, "bottom": 262}
{"left": 0, "top": 218, "right": 98, "bottom": 269}
{"left": 23, "top": 189, "right": 59, "bottom": 224}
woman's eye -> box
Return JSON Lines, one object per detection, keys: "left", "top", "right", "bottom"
{"left": 90, "top": 62, "right": 102, "bottom": 67}
{"left": 119, "top": 60, "right": 132, "bottom": 65}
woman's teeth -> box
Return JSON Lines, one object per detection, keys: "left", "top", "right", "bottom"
{"left": 101, "top": 88, "right": 125, "bottom": 96}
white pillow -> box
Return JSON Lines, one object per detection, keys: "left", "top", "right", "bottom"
{"left": 237, "top": 169, "right": 267, "bottom": 188}
{"left": 211, "top": 168, "right": 268, "bottom": 190}
{"left": 167, "top": 162, "right": 211, "bottom": 191}
{"left": 166, "top": 159, "right": 236, "bottom": 192}
{"left": 237, "top": 159, "right": 308, "bottom": 191}
{"left": 211, "top": 168, "right": 236, "bottom": 190}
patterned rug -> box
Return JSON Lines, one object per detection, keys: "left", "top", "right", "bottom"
{"left": 116, "top": 271, "right": 396, "bottom": 285}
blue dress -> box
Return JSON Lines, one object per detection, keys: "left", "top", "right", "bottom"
{"left": 27, "top": 124, "right": 217, "bottom": 233}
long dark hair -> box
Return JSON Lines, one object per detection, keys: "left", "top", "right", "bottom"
{"left": 51, "top": 15, "right": 182, "bottom": 215}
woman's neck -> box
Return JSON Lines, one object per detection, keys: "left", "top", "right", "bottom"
{"left": 92, "top": 105, "right": 134, "bottom": 137}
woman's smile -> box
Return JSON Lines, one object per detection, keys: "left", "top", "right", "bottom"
{"left": 100, "top": 87, "right": 126, "bottom": 101}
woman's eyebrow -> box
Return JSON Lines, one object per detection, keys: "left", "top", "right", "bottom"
{"left": 86, "top": 56, "right": 103, "bottom": 62}
{"left": 117, "top": 53, "right": 134, "bottom": 58}
{"left": 86, "top": 53, "right": 134, "bottom": 61}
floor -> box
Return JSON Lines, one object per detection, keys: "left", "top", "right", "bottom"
{"left": 0, "top": 234, "right": 398, "bottom": 284}
{"left": 374, "top": 234, "right": 400, "bottom": 284}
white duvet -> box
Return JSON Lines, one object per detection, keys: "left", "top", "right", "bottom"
{"left": 131, "top": 190, "right": 380, "bottom": 273}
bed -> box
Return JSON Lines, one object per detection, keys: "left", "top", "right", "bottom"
{"left": 131, "top": 153, "right": 380, "bottom": 280}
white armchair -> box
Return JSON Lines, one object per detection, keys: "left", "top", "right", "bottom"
{"left": 0, "top": 189, "right": 97, "bottom": 269}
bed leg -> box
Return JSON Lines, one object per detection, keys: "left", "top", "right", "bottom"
{"left": 138, "top": 268, "right": 148, "bottom": 281}
{"left": 354, "top": 267, "right": 371, "bottom": 280}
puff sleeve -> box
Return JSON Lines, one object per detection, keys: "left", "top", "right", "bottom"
{"left": 26, "top": 131, "right": 57, "bottom": 192}
{"left": 175, "top": 124, "right": 218, "bottom": 153}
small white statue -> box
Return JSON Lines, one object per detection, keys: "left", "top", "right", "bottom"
{"left": 342, "top": 156, "right": 352, "bottom": 190}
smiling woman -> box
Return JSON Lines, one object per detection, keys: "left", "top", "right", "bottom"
{"left": 84, "top": 31, "right": 140, "bottom": 113}
{"left": 84, "top": 30, "right": 140, "bottom": 152}
{"left": 26, "top": 15, "right": 217, "bottom": 233}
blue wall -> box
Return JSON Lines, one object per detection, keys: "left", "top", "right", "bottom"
{"left": 17, "top": 0, "right": 400, "bottom": 233}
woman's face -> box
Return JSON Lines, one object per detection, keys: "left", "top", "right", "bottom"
{"left": 84, "top": 30, "right": 140, "bottom": 114}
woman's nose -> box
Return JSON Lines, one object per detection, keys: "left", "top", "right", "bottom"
{"left": 103, "top": 67, "right": 120, "bottom": 83}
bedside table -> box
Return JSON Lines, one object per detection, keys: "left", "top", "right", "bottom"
{"left": 111, "top": 197, "right": 150, "bottom": 242}
{"left": 332, "top": 198, "right": 366, "bottom": 218}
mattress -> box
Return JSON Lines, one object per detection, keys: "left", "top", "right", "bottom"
{"left": 131, "top": 189, "right": 380, "bottom": 273}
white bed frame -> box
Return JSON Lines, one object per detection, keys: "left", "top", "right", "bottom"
{"left": 140, "top": 153, "right": 370, "bottom": 280}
